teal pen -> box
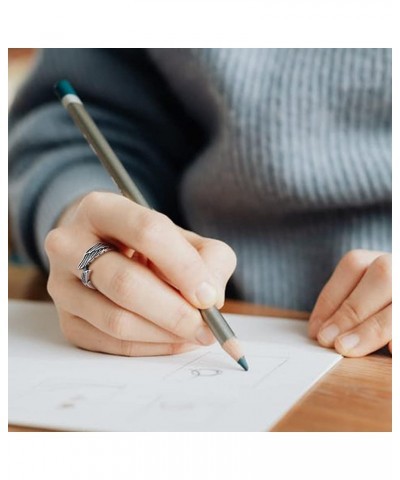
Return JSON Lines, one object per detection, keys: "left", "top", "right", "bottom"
{"left": 54, "top": 79, "right": 248, "bottom": 371}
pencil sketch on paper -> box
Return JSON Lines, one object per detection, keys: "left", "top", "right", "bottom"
{"left": 190, "top": 368, "right": 223, "bottom": 377}
{"left": 18, "top": 352, "right": 290, "bottom": 416}
{"left": 9, "top": 300, "right": 343, "bottom": 430}
{"left": 36, "top": 379, "right": 125, "bottom": 393}
{"left": 163, "top": 350, "right": 289, "bottom": 390}
{"left": 19, "top": 378, "right": 128, "bottom": 411}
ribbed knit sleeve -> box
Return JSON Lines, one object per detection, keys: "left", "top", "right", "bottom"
{"left": 9, "top": 48, "right": 204, "bottom": 268}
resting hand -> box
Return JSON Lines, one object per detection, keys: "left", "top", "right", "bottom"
{"left": 309, "top": 250, "right": 392, "bottom": 357}
{"left": 45, "top": 192, "right": 236, "bottom": 357}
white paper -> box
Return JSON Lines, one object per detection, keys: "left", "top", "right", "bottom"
{"left": 9, "top": 300, "right": 341, "bottom": 431}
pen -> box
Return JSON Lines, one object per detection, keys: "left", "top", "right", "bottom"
{"left": 54, "top": 79, "right": 248, "bottom": 371}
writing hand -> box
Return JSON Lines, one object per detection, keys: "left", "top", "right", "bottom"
{"left": 45, "top": 192, "right": 237, "bottom": 357}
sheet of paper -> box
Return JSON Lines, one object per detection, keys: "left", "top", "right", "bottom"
{"left": 9, "top": 300, "right": 341, "bottom": 431}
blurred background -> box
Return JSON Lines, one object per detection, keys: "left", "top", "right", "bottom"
{"left": 8, "top": 49, "right": 35, "bottom": 106}
{"left": 9, "top": 48, "right": 49, "bottom": 300}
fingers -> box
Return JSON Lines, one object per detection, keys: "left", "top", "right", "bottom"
{"left": 317, "top": 254, "right": 392, "bottom": 348}
{"left": 45, "top": 192, "right": 238, "bottom": 358}
{"left": 51, "top": 277, "right": 186, "bottom": 343}
{"left": 59, "top": 311, "right": 198, "bottom": 357}
{"left": 148, "top": 230, "right": 237, "bottom": 309}
{"left": 94, "top": 253, "right": 215, "bottom": 345}
{"left": 334, "top": 304, "right": 392, "bottom": 357}
{"left": 169, "top": 228, "right": 237, "bottom": 309}
{"left": 309, "top": 250, "right": 384, "bottom": 338}
{"left": 49, "top": 245, "right": 215, "bottom": 345}
{"left": 341, "top": 254, "right": 392, "bottom": 318}
{"left": 78, "top": 192, "right": 220, "bottom": 309}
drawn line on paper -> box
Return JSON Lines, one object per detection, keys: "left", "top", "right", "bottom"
{"left": 190, "top": 368, "right": 223, "bottom": 377}
{"left": 252, "top": 358, "right": 289, "bottom": 388}
{"left": 165, "top": 350, "right": 290, "bottom": 388}
{"left": 163, "top": 351, "right": 211, "bottom": 379}
{"left": 35, "top": 380, "right": 125, "bottom": 393}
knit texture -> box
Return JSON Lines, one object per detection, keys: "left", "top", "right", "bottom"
{"left": 9, "top": 48, "right": 392, "bottom": 310}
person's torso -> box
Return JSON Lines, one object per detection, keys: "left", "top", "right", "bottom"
{"left": 148, "top": 48, "right": 392, "bottom": 309}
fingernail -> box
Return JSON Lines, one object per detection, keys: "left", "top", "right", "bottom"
{"left": 195, "top": 326, "right": 214, "bottom": 345}
{"left": 318, "top": 324, "right": 340, "bottom": 345}
{"left": 338, "top": 333, "right": 360, "bottom": 352}
{"left": 195, "top": 281, "right": 217, "bottom": 307}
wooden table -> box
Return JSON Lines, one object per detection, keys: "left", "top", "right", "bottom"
{"left": 8, "top": 264, "right": 392, "bottom": 432}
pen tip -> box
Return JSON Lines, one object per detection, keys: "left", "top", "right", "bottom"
{"left": 237, "top": 356, "right": 249, "bottom": 371}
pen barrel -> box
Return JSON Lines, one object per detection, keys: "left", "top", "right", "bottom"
{"left": 56, "top": 80, "right": 246, "bottom": 369}
{"left": 65, "top": 103, "right": 235, "bottom": 347}
{"left": 66, "top": 103, "right": 150, "bottom": 208}
{"left": 200, "top": 306, "right": 236, "bottom": 345}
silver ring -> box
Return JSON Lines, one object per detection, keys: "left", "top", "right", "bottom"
{"left": 78, "top": 242, "right": 115, "bottom": 290}
{"left": 81, "top": 267, "right": 95, "bottom": 289}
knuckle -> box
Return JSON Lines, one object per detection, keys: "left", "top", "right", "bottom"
{"left": 215, "top": 240, "right": 237, "bottom": 271}
{"left": 315, "top": 289, "right": 336, "bottom": 313}
{"left": 340, "top": 300, "right": 362, "bottom": 326}
{"left": 179, "top": 256, "right": 204, "bottom": 279}
{"left": 341, "top": 249, "right": 369, "bottom": 271}
{"left": 105, "top": 309, "right": 129, "bottom": 339}
{"left": 44, "top": 228, "right": 68, "bottom": 257}
{"left": 137, "top": 211, "right": 171, "bottom": 245}
{"left": 365, "top": 315, "right": 386, "bottom": 342}
{"left": 111, "top": 269, "right": 138, "bottom": 304}
{"left": 46, "top": 274, "right": 58, "bottom": 300}
{"left": 225, "top": 245, "right": 237, "bottom": 271}
{"left": 372, "top": 255, "right": 392, "bottom": 280}
{"left": 78, "top": 191, "right": 104, "bottom": 212}
{"left": 170, "top": 303, "right": 195, "bottom": 336}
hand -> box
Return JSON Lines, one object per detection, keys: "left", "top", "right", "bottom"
{"left": 309, "top": 250, "right": 392, "bottom": 357}
{"left": 45, "top": 192, "right": 236, "bottom": 357}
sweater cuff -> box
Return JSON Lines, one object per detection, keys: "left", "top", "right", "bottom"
{"left": 35, "top": 162, "right": 118, "bottom": 270}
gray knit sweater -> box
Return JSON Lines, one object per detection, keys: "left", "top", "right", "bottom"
{"left": 9, "top": 49, "right": 392, "bottom": 310}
